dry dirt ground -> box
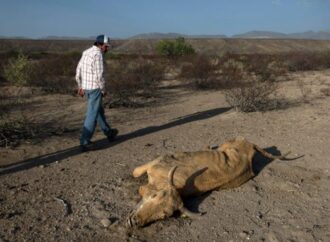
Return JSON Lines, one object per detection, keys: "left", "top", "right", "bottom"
{"left": 0, "top": 70, "right": 330, "bottom": 242}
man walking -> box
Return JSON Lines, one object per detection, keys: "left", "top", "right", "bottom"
{"left": 75, "top": 34, "right": 118, "bottom": 152}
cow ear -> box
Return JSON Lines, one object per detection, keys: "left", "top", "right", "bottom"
{"left": 179, "top": 207, "right": 202, "bottom": 219}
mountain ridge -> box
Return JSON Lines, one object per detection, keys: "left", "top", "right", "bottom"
{"left": 1, "top": 30, "right": 330, "bottom": 40}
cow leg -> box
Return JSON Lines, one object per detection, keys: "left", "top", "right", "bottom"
{"left": 132, "top": 156, "right": 162, "bottom": 178}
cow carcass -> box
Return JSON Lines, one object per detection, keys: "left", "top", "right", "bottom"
{"left": 127, "top": 137, "right": 290, "bottom": 227}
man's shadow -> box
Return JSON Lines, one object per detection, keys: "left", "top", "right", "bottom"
{"left": 183, "top": 146, "right": 285, "bottom": 213}
{"left": 0, "top": 107, "right": 231, "bottom": 176}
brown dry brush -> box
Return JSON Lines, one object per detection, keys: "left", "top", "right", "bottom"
{"left": 0, "top": 89, "right": 76, "bottom": 147}
{"left": 284, "top": 51, "right": 330, "bottom": 72}
{"left": 224, "top": 79, "right": 280, "bottom": 112}
{"left": 179, "top": 54, "right": 285, "bottom": 112}
{"left": 179, "top": 55, "right": 218, "bottom": 89}
{"left": 1, "top": 51, "right": 79, "bottom": 94}
{"left": 106, "top": 57, "right": 164, "bottom": 107}
{"left": 0, "top": 92, "right": 39, "bottom": 147}
{"left": 29, "top": 52, "right": 80, "bottom": 94}
{"left": 221, "top": 56, "right": 284, "bottom": 112}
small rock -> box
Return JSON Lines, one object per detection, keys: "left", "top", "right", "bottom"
{"left": 39, "top": 165, "right": 45, "bottom": 169}
{"left": 90, "top": 207, "right": 110, "bottom": 219}
{"left": 256, "top": 212, "right": 263, "bottom": 219}
{"left": 239, "top": 231, "right": 249, "bottom": 239}
{"left": 100, "top": 218, "right": 111, "bottom": 227}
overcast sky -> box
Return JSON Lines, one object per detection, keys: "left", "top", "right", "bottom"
{"left": 0, "top": 0, "right": 329, "bottom": 38}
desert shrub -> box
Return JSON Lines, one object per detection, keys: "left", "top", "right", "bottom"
{"left": 3, "top": 52, "right": 34, "bottom": 86}
{"left": 0, "top": 51, "right": 79, "bottom": 93}
{"left": 229, "top": 54, "right": 289, "bottom": 82}
{"left": 0, "top": 51, "right": 19, "bottom": 84}
{"left": 29, "top": 52, "right": 80, "bottom": 94}
{"left": 107, "top": 58, "right": 164, "bottom": 107}
{"left": 0, "top": 117, "right": 39, "bottom": 147}
{"left": 286, "top": 51, "right": 330, "bottom": 71}
{"left": 0, "top": 114, "right": 70, "bottom": 147}
{"left": 0, "top": 90, "right": 37, "bottom": 147}
{"left": 0, "top": 91, "right": 76, "bottom": 147}
{"left": 156, "top": 37, "right": 195, "bottom": 57}
{"left": 263, "top": 61, "right": 289, "bottom": 82}
{"left": 156, "top": 40, "right": 175, "bottom": 57}
{"left": 180, "top": 55, "right": 215, "bottom": 89}
{"left": 224, "top": 79, "right": 279, "bottom": 112}
{"left": 296, "top": 79, "right": 311, "bottom": 102}
{"left": 217, "top": 59, "right": 246, "bottom": 88}
{"left": 181, "top": 56, "right": 248, "bottom": 90}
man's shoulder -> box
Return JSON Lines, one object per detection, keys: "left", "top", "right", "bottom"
{"left": 83, "top": 46, "right": 101, "bottom": 57}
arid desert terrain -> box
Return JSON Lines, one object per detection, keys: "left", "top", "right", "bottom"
{"left": 0, "top": 39, "right": 330, "bottom": 241}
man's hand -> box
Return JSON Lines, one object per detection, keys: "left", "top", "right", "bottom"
{"left": 78, "top": 88, "right": 85, "bottom": 97}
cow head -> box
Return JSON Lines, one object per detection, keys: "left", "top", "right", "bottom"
{"left": 127, "top": 166, "right": 200, "bottom": 227}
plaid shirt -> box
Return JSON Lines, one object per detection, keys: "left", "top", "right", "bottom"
{"left": 75, "top": 46, "right": 105, "bottom": 90}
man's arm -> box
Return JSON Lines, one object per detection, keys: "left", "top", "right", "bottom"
{"left": 75, "top": 57, "right": 82, "bottom": 87}
{"left": 94, "top": 53, "right": 105, "bottom": 92}
{"left": 75, "top": 57, "right": 84, "bottom": 97}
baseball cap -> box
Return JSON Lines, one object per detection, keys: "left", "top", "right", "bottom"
{"left": 95, "top": 34, "right": 110, "bottom": 46}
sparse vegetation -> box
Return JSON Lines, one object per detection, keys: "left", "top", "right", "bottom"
{"left": 156, "top": 37, "right": 195, "bottom": 57}
{"left": 224, "top": 79, "right": 279, "bottom": 112}
{"left": 297, "top": 79, "right": 312, "bottom": 102}
{"left": 1, "top": 39, "right": 330, "bottom": 146}
{"left": 3, "top": 52, "right": 34, "bottom": 86}
{"left": 180, "top": 55, "right": 216, "bottom": 89}
{"left": 106, "top": 57, "right": 164, "bottom": 107}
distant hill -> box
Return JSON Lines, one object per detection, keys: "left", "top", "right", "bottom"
{"left": 131, "top": 30, "right": 330, "bottom": 40}
{"left": 130, "top": 32, "right": 227, "bottom": 39}
{"left": 113, "top": 38, "right": 330, "bottom": 55}
{"left": 1, "top": 30, "right": 330, "bottom": 41}
{"left": 1, "top": 37, "right": 330, "bottom": 55}
{"left": 233, "top": 30, "right": 330, "bottom": 40}
{"left": 232, "top": 31, "right": 287, "bottom": 39}
{"left": 40, "top": 36, "right": 94, "bottom": 40}
{"left": 288, "top": 30, "right": 330, "bottom": 40}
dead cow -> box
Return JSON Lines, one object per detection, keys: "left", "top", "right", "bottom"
{"left": 127, "top": 137, "right": 291, "bottom": 227}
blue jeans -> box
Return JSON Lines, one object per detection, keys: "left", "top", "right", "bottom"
{"left": 80, "top": 88, "right": 111, "bottom": 145}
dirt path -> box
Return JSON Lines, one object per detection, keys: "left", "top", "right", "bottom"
{"left": 0, "top": 70, "right": 330, "bottom": 242}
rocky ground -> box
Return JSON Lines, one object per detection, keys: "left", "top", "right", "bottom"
{"left": 0, "top": 70, "right": 330, "bottom": 242}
